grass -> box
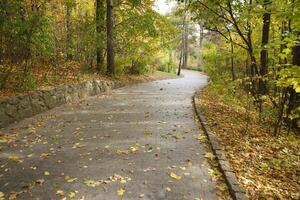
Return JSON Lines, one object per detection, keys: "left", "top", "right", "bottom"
{"left": 153, "top": 70, "right": 182, "bottom": 79}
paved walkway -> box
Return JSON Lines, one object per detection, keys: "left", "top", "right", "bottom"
{"left": 0, "top": 70, "right": 217, "bottom": 200}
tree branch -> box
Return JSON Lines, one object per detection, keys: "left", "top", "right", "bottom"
{"left": 206, "top": 27, "right": 248, "bottom": 50}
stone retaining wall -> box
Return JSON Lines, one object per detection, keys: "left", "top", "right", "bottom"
{"left": 0, "top": 80, "right": 119, "bottom": 128}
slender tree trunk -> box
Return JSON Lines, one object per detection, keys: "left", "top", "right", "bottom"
{"left": 228, "top": 31, "right": 236, "bottom": 81}
{"left": 178, "top": 13, "right": 186, "bottom": 76}
{"left": 178, "top": 45, "right": 183, "bottom": 76}
{"left": 96, "top": 0, "right": 104, "bottom": 73}
{"left": 286, "top": 32, "right": 300, "bottom": 128}
{"left": 183, "top": 22, "right": 188, "bottom": 69}
{"left": 106, "top": 0, "right": 114, "bottom": 76}
{"left": 66, "top": 2, "right": 72, "bottom": 60}
{"left": 168, "top": 49, "right": 172, "bottom": 73}
{"left": 259, "top": 0, "right": 271, "bottom": 94}
{"left": 199, "top": 22, "right": 204, "bottom": 49}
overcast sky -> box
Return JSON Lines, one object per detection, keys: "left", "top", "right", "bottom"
{"left": 154, "top": 0, "right": 176, "bottom": 14}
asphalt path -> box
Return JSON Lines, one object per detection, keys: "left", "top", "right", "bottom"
{"left": 0, "top": 70, "right": 217, "bottom": 200}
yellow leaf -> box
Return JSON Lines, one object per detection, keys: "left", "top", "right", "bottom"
{"left": 68, "top": 191, "right": 76, "bottom": 198}
{"left": 41, "top": 153, "right": 50, "bottom": 158}
{"left": 117, "top": 188, "right": 125, "bottom": 196}
{"left": 197, "top": 134, "right": 207, "bottom": 142}
{"left": 130, "top": 146, "right": 139, "bottom": 153}
{"left": 56, "top": 190, "right": 64, "bottom": 196}
{"left": 44, "top": 171, "right": 50, "bottom": 176}
{"left": 169, "top": 172, "right": 181, "bottom": 180}
{"left": 143, "top": 131, "right": 152, "bottom": 136}
{"left": 0, "top": 192, "right": 4, "bottom": 200}
{"left": 179, "top": 166, "right": 186, "bottom": 171}
{"left": 83, "top": 179, "right": 102, "bottom": 187}
{"left": 0, "top": 138, "right": 8, "bottom": 143}
{"left": 8, "top": 155, "right": 19, "bottom": 161}
{"left": 116, "top": 150, "right": 129, "bottom": 155}
{"left": 64, "top": 176, "right": 78, "bottom": 183}
{"left": 8, "top": 192, "right": 18, "bottom": 200}
{"left": 204, "top": 152, "right": 215, "bottom": 160}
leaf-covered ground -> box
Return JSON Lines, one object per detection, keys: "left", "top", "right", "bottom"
{"left": 198, "top": 86, "right": 300, "bottom": 200}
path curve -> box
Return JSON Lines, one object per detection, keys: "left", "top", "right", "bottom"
{"left": 0, "top": 70, "right": 217, "bottom": 200}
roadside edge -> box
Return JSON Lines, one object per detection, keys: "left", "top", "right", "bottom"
{"left": 193, "top": 90, "right": 248, "bottom": 200}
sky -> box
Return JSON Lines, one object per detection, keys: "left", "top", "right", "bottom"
{"left": 154, "top": 0, "right": 176, "bottom": 14}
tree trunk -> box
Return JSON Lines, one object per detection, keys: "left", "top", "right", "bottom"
{"left": 199, "top": 21, "right": 204, "bottom": 49}
{"left": 286, "top": 33, "right": 300, "bottom": 128}
{"left": 259, "top": 0, "right": 271, "bottom": 94}
{"left": 66, "top": 2, "right": 72, "bottom": 60}
{"left": 96, "top": 0, "right": 104, "bottom": 73}
{"left": 106, "top": 0, "right": 114, "bottom": 76}
{"left": 178, "top": 13, "right": 186, "bottom": 76}
{"left": 183, "top": 22, "right": 188, "bottom": 69}
{"left": 229, "top": 31, "right": 236, "bottom": 81}
{"left": 177, "top": 44, "right": 183, "bottom": 76}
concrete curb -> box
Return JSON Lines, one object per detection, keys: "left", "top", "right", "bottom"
{"left": 193, "top": 90, "right": 247, "bottom": 200}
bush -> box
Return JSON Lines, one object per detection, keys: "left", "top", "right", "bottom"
{"left": 16, "top": 73, "right": 37, "bottom": 92}
{"left": 201, "top": 42, "right": 231, "bottom": 82}
{"left": 127, "top": 59, "right": 149, "bottom": 74}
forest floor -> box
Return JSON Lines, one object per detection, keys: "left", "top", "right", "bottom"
{"left": 197, "top": 85, "right": 300, "bottom": 200}
{"left": 0, "top": 70, "right": 228, "bottom": 200}
{"left": 0, "top": 70, "right": 179, "bottom": 100}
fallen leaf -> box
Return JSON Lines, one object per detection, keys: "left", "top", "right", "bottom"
{"left": 204, "top": 152, "right": 215, "bottom": 160}
{"left": 41, "top": 153, "right": 50, "bottom": 158}
{"left": 0, "top": 192, "right": 4, "bottom": 200}
{"left": 144, "top": 131, "right": 152, "bottom": 136}
{"left": 187, "top": 159, "right": 192, "bottom": 165}
{"left": 8, "top": 192, "right": 18, "bottom": 200}
{"left": 130, "top": 146, "right": 139, "bottom": 153}
{"left": 116, "top": 150, "right": 129, "bottom": 155}
{"left": 56, "top": 190, "right": 64, "bottom": 196}
{"left": 44, "top": 171, "right": 50, "bottom": 176}
{"left": 8, "top": 155, "right": 20, "bottom": 162}
{"left": 197, "top": 134, "right": 207, "bottom": 142}
{"left": 179, "top": 166, "right": 186, "bottom": 171}
{"left": 83, "top": 179, "right": 102, "bottom": 187}
{"left": 68, "top": 191, "right": 76, "bottom": 198}
{"left": 117, "top": 188, "right": 125, "bottom": 196}
{"left": 72, "top": 143, "right": 84, "bottom": 149}
{"left": 139, "top": 193, "right": 145, "bottom": 198}
{"left": 169, "top": 172, "right": 181, "bottom": 180}
{"left": 64, "top": 176, "right": 77, "bottom": 183}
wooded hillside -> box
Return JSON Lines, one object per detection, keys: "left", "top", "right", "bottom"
{"left": 0, "top": 0, "right": 177, "bottom": 94}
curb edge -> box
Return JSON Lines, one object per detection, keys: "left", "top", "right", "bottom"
{"left": 193, "top": 90, "right": 248, "bottom": 200}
